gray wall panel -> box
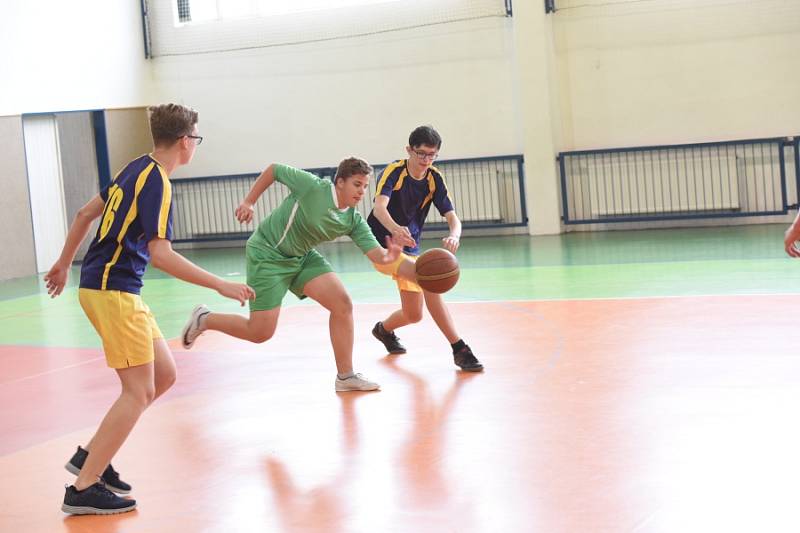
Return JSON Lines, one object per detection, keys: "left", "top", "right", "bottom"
{"left": 106, "top": 108, "right": 151, "bottom": 176}
{"left": 0, "top": 116, "right": 36, "bottom": 281}
{"left": 57, "top": 112, "right": 100, "bottom": 259}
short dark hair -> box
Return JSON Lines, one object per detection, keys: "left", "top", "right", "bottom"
{"left": 148, "top": 104, "right": 198, "bottom": 147}
{"left": 408, "top": 125, "right": 442, "bottom": 150}
{"left": 334, "top": 157, "right": 373, "bottom": 184}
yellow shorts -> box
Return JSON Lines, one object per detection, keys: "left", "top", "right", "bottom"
{"left": 78, "top": 288, "right": 163, "bottom": 369}
{"left": 372, "top": 253, "right": 421, "bottom": 293}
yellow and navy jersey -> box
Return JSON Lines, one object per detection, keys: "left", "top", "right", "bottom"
{"left": 367, "top": 159, "right": 454, "bottom": 256}
{"left": 79, "top": 154, "right": 173, "bottom": 294}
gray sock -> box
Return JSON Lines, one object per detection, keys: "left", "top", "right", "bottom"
{"left": 337, "top": 371, "right": 355, "bottom": 380}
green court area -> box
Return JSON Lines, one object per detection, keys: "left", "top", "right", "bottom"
{"left": 1, "top": 224, "right": 798, "bottom": 348}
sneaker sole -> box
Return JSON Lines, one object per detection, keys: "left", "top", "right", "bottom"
{"left": 64, "top": 462, "right": 131, "bottom": 495}
{"left": 335, "top": 384, "right": 381, "bottom": 392}
{"left": 457, "top": 365, "right": 484, "bottom": 372}
{"left": 62, "top": 503, "right": 137, "bottom": 515}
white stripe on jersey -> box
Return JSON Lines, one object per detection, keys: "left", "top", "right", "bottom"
{"left": 275, "top": 200, "right": 300, "bottom": 248}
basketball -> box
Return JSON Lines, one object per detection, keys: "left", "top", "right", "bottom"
{"left": 415, "top": 248, "right": 460, "bottom": 293}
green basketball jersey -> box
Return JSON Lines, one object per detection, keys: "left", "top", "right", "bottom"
{"left": 248, "top": 164, "right": 380, "bottom": 257}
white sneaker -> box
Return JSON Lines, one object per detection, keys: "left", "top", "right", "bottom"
{"left": 181, "top": 304, "right": 210, "bottom": 349}
{"left": 335, "top": 373, "right": 380, "bottom": 392}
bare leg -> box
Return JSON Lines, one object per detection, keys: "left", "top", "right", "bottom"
{"left": 74, "top": 363, "right": 155, "bottom": 490}
{"left": 152, "top": 337, "right": 177, "bottom": 401}
{"left": 380, "top": 257, "right": 435, "bottom": 333}
{"left": 85, "top": 338, "right": 175, "bottom": 452}
{"left": 204, "top": 308, "right": 281, "bottom": 343}
{"left": 423, "top": 291, "right": 460, "bottom": 344}
{"left": 302, "top": 273, "right": 354, "bottom": 375}
{"left": 381, "top": 290, "right": 424, "bottom": 332}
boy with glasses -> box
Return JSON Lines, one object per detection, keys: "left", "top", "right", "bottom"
{"left": 45, "top": 104, "right": 255, "bottom": 515}
{"left": 367, "top": 125, "right": 483, "bottom": 372}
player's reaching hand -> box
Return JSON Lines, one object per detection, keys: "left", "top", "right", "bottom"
{"left": 785, "top": 225, "right": 800, "bottom": 258}
{"left": 442, "top": 235, "right": 460, "bottom": 254}
{"left": 235, "top": 201, "right": 255, "bottom": 224}
{"left": 785, "top": 238, "right": 800, "bottom": 257}
{"left": 44, "top": 262, "right": 69, "bottom": 298}
{"left": 391, "top": 226, "right": 416, "bottom": 248}
{"left": 217, "top": 280, "right": 256, "bottom": 306}
{"left": 381, "top": 235, "right": 404, "bottom": 264}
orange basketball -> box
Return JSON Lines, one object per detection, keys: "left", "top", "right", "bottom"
{"left": 415, "top": 248, "right": 460, "bottom": 294}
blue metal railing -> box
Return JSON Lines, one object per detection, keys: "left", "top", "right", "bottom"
{"left": 558, "top": 137, "right": 792, "bottom": 225}
{"left": 170, "top": 155, "right": 528, "bottom": 243}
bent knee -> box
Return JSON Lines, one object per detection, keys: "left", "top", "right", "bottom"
{"left": 251, "top": 330, "right": 275, "bottom": 344}
{"left": 404, "top": 310, "right": 424, "bottom": 324}
{"left": 160, "top": 371, "right": 177, "bottom": 391}
{"left": 330, "top": 297, "right": 353, "bottom": 316}
{"left": 125, "top": 387, "right": 156, "bottom": 408}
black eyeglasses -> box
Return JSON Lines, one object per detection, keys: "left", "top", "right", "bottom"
{"left": 186, "top": 135, "right": 203, "bottom": 145}
{"left": 412, "top": 149, "right": 438, "bottom": 161}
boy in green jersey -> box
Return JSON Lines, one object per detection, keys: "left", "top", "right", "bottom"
{"left": 181, "top": 157, "right": 416, "bottom": 391}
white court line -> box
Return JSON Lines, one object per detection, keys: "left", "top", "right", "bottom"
{"left": 0, "top": 356, "right": 105, "bottom": 388}
{"left": 3, "top": 291, "right": 797, "bottom": 387}
{"left": 349, "top": 291, "right": 800, "bottom": 305}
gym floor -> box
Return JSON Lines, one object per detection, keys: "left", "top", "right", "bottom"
{"left": 2, "top": 225, "right": 800, "bottom": 532}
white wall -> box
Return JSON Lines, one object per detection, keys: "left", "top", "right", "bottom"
{"left": 0, "top": 1, "right": 153, "bottom": 116}
{"left": 150, "top": 17, "right": 522, "bottom": 178}
{"left": 553, "top": 0, "right": 800, "bottom": 151}
{"left": 2, "top": 0, "right": 798, "bottom": 250}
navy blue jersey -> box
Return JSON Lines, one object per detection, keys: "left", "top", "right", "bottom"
{"left": 79, "top": 154, "right": 173, "bottom": 294}
{"left": 367, "top": 160, "right": 454, "bottom": 256}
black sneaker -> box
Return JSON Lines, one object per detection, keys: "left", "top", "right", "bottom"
{"left": 372, "top": 322, "right": 407, "bottom": 354}
{"left": 65, "top": 446, "right": 132, "bottom": 495}
{"left": 62, "top": 482, "right": 137, "bottom": 515}
{"left": 453, "top": 345, "right": 484, "bottom": 372}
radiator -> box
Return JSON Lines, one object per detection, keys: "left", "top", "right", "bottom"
{"left": 581, "top": 151, "right": 741, "bottom": 216}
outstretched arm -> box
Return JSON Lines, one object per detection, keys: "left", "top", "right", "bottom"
{"left": 442, "top": 210, "right": 462, "bottom": 253}
{"left": 372, "top": 195, "right": 416, "bottom": 248}
{"left": 149, "top": 238, "right": 256, "bottom": 305}
{"left": 366, "top": 236, "right": 402, "bottom": 265}
{"left": 365, "top": 236, "right": 416, "bottom": 282}
{"left": 235, "top": 164, "right": 277, "bottom": 224}
{"left": 44, "top": 195, "right": 105, "bottom": 298}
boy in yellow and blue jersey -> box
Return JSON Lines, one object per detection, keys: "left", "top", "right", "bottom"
{"left": 368, "top": 125, "right": 483, "bottom": 372}
{"left": 44, "top": 104, "right": 255, "bottom": 515}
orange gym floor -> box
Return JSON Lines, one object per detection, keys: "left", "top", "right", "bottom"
{"left": 3, "top": 229, "right": 800, "bottom": 532}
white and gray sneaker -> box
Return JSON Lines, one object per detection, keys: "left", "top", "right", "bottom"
{"left": 335, "top": 373, "right": 380, "bottom": 392}
{"left": 181, "top": 304, "right": 210, "bottom": 349}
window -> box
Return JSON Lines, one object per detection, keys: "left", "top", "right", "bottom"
{"left": 174, "top": 0, "right": 405, "bottom": 25}
{"left": 144, "top": 0, "right": 509, "bottom": 57}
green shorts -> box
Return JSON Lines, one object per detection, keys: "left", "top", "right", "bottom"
{"left": 246, "top": 243, "right": 334, "bottom": 311}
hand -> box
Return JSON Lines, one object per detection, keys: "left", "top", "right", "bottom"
{"left": 392, "top": 226, "right": 416, "bottom": 248}
{"left": 442, "top": 235, "right": 460, "bottom": 254}
{"left": 381, "top": 235, "right": 402, "bottom": 264}
{"left": 235, "top": 201, "right": 255, "bottom": 224}
{"left": 217, "top": 281, "right": 256, "bottom": 306}
{"left": 785, "top": 230, "right": 800, "bottom": 258}
{"left": 43, "top": 262, "right": 69, "bottom": 298}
